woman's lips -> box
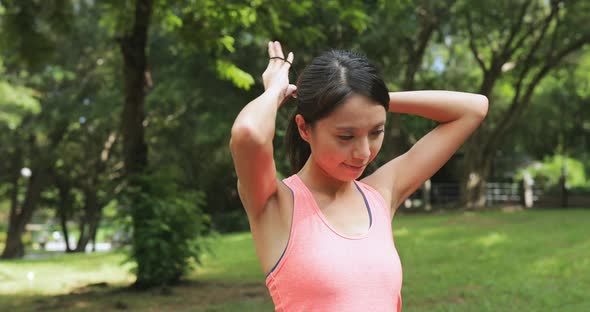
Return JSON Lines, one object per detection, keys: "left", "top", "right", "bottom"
{"left": 343, "top": 163, "right": 365, "bottom": 171}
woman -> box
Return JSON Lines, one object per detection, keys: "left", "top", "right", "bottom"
{"left": 229, "top": 41, "right": 488, "bottom": 311}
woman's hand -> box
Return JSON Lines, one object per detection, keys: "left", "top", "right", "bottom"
{"left": 262, "top": 41, "right": 296, "bottom": 107}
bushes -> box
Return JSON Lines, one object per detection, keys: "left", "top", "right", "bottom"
{"left": 516, "top": 155, "right": 590, "bottom": 192}
{"left": 120, "top": 170, "right": 214, "bottom": 288}
{"left": 213, "top": 210, "right": 250, "bottom": 233}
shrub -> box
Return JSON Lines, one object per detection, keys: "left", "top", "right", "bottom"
{"left": 120, "top": 169, "right": 213, "bottom": 288}
{"left": 515, "top": 155, "right": 589, "bottom": 191}
{"left": 213, "top": 209, "right": 250, "bottom": 233}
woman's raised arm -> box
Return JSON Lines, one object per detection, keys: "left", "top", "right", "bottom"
{"left": 229, "top": 41, "right": 296, "bottom": 221}
{"left": 365, "top": 90, "right": 488, "bottom": 216}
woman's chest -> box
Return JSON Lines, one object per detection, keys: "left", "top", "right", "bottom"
{"left": 283, "top": 230, "right": 403, "bottom": 296}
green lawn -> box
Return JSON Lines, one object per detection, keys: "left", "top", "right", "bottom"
{"left": 0, "top": 208, "right": 589, "bottom": 311}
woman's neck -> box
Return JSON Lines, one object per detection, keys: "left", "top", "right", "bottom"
{"left": 297, "top": 155, "right": 354, "bottom": 198}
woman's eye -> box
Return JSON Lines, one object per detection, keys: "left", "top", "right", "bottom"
{"left": 338, "top": 130, "right": 382, "bottom": 141}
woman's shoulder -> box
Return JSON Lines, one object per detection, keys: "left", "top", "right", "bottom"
{"left": 359, "top": 174, "right": 390, "bottom": 197}
{"left": 359, "top": 174, "right": 395, "bottom": 216}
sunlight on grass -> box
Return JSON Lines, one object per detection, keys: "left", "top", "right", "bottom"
{"left": 224, "top": 233, "right": 251, "bottom": 242}
{"left": 394, "top": 227, "right": 409, "bottom": 237}
{"left": 530, "top": 255, "right": 579, "bottom": 279}
{"left": 0, "top": 252, "right": 135, "bottom": 295}
{"left": 475, "top": 232, "right": 508, "bottom": 247}
{"left": 532, "top": 257, "right": 561, "bottom": 275}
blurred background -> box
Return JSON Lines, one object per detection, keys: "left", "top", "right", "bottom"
{"left": 0, "top": 0, "right": 589, "bottom": 311}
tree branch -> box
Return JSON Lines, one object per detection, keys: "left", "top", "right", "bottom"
{"left": 465, "top": 10, "right": 487, "bottom": 72}
{"left": 484, "top": 31, "right": 590, "bottom": 156}
{"left": 501, "top": 0, "right": 533, "bottom": 58}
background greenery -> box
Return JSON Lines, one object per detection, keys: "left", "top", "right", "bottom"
{"left": 0, "top": 0, "right": 589, "bottom": 309}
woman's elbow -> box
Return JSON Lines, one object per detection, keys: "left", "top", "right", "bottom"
{"left": 230, "top": 123, "right": 265, "bottom": 150}
{"left": 474, "top": 94, "right": 489, "bottom": 119}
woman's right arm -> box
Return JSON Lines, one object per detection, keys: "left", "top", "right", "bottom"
{"left": 229, "top": 41, "right": 295, "bottom": 221}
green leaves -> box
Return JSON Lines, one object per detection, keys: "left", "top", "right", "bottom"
{"left": 0, "top": 0, "right": 75, "bottom": 70}
{"left": 215, "top": 59, "right": 255, "bottom": 90}
{"left": 122, "top": 169, "right": 212, "bottom": 287}
{"left": 0, "top": 81, "right": 40, "bottom": 129}
{"left": 339, "top": 8, "right": 370, "bottom": 33}
{"left": 219, "top": 35, "right": 235, "bottom": 53}
{"left": 162, "top": 10, "right": 183, "bottom": 32}
{"left": 515, "top": 155, "right": 588, "bottom": 191}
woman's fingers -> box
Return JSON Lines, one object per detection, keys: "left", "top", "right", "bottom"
{"left": 284, "top": 52, "right": 294, "bottom": 68}
{"left": 267, "top": 41, "right": 279, "bottom": 70}
{"left": 286, "top": 84, "right": 297, "bottom": 98}
{"left": 274, "top": 41, "right": 285, "bottom": 59}
{"left": 267, "top": 40, "right": 291, "bottom": 66}
{"left": 263, "top": 41, "right": 294, "bottom": 94}
{"left": 268, "top": 41, "right": 275, "bottom": 58}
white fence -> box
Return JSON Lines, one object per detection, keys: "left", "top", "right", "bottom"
{"left": 403, "top": 180, "right": 571, "bottom": 210}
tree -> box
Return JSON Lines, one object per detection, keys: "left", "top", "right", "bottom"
{"left": 454, "top": 0, "right": 590, "bottom": 208}
{"left": 0, "top": 0, "right": 120, "bottom": 258}
{"left": 359, "top": 0, "right": 458, "bottom": 171}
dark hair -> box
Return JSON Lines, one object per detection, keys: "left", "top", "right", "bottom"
{"left": 285, "top": 49, "right": 390, "bottom": 174}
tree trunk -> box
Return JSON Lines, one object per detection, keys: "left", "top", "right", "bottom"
{"left": 60, "top": 213, "right": 72, "bottom": 252}
{"left": 74, "top": 221, "right": 89, "bottom": 253}
{"left": 75, "top": 187, "right": 101, "bottom": 252}
{"left": 459, "top": 146, "right": 493, "bottom": 210}
{"left": 1, "top": 168, "right": 47, "bottom": 259}
{"left": 2, "top": 148, "right": 23, "bottom": 258}
{"left": 119, "top": 0, "right": 151, "bottom": 176}
{"left": 1, "top": 118, "right": 67, "bottom": 259}
{"left": 74, "top": 191, "right": 90, "bottom": 252}
{"left": 118, "top": 0, "right": 152, "bottom": 288}
{"left": 56, "top": 179, "right": 73, "bottom": 252}
{"left": 88, "top": 204, "right": 103, "bottom": 252}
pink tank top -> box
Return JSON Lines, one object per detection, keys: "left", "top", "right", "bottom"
{"left": 265, "top": 174, "right": 403, "bottom": 311}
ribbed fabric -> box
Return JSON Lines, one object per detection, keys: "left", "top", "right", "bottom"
{"left": 265, "top": 174, "right": 403, "bottom": 311}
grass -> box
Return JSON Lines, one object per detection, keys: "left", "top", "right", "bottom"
{"left": 0, "top": 208, "right": 589, "bottom": 311}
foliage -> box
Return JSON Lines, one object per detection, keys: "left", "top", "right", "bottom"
{"left": 515, "top": 155, "right": 589, "bottom": 191}
{"left": 213, "top": 210, "right": 251, "bottom": 233}
{"left": 507, "top": 48, "right": 590, "bottom": 161}
{"left": 0, "top": 0, "right": 74, "bottom": 70}
{"left": 120, "top": 168, "right": 214, "bottom": 288}
{"left": 0, "top": 80, "right": 40, "bottom": 129}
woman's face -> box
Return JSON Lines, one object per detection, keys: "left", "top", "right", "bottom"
{"left": 296, "top": 94, "right": 387, "bottom": 181}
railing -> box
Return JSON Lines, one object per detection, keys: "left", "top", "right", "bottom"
{"left": 402, "top": 180, "right": 548, "bottom": 210}
{"left": 485, "top": 182, "right": 521, "bottom": 206}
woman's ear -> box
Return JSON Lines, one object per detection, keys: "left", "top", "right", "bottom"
{"left": 295, "top": 114, "right": 311, "bottom": 143}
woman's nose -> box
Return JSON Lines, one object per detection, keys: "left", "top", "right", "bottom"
{"left": 352, "top": 137, "right": 371, "bottom": 161}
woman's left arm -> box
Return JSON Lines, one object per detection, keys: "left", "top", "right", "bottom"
{"left": 365, "top": 90, "right": 488, "bottom": 214}
{"left": 388, "top": 90, "right": 488, "bottom": 121}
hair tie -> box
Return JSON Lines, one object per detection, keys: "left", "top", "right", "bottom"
{"left": 270, "top": 56, "right": 292, "bottom": 66}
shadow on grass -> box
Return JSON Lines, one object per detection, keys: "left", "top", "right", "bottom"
{"left": 0, "top": 279, "right": 274, "bottom": 312}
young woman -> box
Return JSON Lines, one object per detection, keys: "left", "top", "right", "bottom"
{"left": 229, "top": 41, "right": 488, "bottom": 311}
